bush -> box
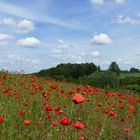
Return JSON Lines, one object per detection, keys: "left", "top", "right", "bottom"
{"left": 84, "top": 71, "right": 120, "bottom": 88}
{"left": 120, "top": 76, "right": 140, "bottom": 86}
{"left": 125, "top": 84, "right": 140, "bottom": 93}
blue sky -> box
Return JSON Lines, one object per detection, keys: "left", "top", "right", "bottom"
{"left": 0, "top": 0, "right": 140, "bottom": 73}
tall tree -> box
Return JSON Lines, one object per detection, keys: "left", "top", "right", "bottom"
{"left": 108, "top": 61, "right": 120, "bottom": 76}
{"left": 130, "top": 67, "right": 139, "bottom": 73}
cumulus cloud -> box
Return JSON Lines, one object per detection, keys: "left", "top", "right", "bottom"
{"left": 90, "top": 0, "right": 104, "bottom": 5}
{"left": 91, "top": 33, "right": 112, "bottom": 45}
{"left": 115, "top": 0, "right": 124, "bottom": 4}
{"left": 2, "top": 18, "right": 16, "bottom": 26}
{"left": 0, "top": 33, "right": 13, "bottom": 42}
{"left": 0, "top": 33, "right": 13, "bottom": 47}
{"left": 2, "top": 18, "right": 35, "bottom": 34}
{"left": 57, "top": 39, "right": 73, "bottom": 49}
{"left": 17, "top": 37, "right": 41, "bottom": 47}
{"left": 90, "top": 51, "right": 100, "bottom": 57}
{"left": 115, "top": 15, "right": 140, "bottom": 24}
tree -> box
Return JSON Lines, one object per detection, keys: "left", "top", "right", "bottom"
{"left": 130, "top": 67, "right": 139, "bottom": 73}
{"left": 108, "top": 61, "right": 120, "bottom": 76}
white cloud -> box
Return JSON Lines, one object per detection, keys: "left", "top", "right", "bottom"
{"left": 0, "top": 1, "right": 86, "bottom": 30}
{"left": 0, "top": 33, "right": 13, "bottom": 42}
{"left": 52, "top": 49, "right": 62, "bottom": 54}
{"left": 115, "top": 0, "right": 124, "bottom": 4}
{"left": 57, "top": 39, "right": 73, "bottom": 49}
{"left": 17, "top": 37, "right": 41, "bottom": 46}
{"left": 90, "top": 0, "right": 124, "bottom": 5}
{"left": 6, "top": 54, "right": 40, "bottom": 70}
{"left": 79, "top": 52, "right": 86, "bottom": 56}
{"left": 67, "top": 54, "right": 84, "bottom": 63}
{"left": 91, "top": 33, "right": 112, "bottom": 45}
{"left": 116, "top": 15, "right": 140, "bottom": 24}
{"left": 90, "top": 0, "right": 104, "bottom": 5}
{"left": 17, "top": 19, "right": 34, "bottom": 33}
{"left": 2, "top": 18, "right": 16, "bottom": 26}
{"left": 2, "top": 18, "right": 34, "bottom": 34}
{"left": 0, "top": 33, "right": 13, "bottom": 48}
{"left": 90, "top": 51, "right": 100, "bottom": 57}
{"left": 123, "top": 61, "right": 132, "bottom": 65}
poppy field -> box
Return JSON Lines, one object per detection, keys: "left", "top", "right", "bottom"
{"left": 0, "top": 71, "right": 140, "bottom": 140}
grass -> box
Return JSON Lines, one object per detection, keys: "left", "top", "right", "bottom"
{"left": 120, "top": 72, "right": 140, "bottom": 78}
{"left": 0, "top": 71, "right": 140, "bottom": 140}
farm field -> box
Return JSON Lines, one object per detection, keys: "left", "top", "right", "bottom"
{"left": 120, "top": 73, "right": 140, "bottom": 79}
{"left": 0, "top": 71, "right": 140, "bottom": 140}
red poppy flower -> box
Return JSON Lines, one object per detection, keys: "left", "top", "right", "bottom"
{"left": 51, "top": 120, "right": 58, "bottom": 126}
{"left": 19, "top": 110, "right": 25, "bottom": 115}
{"left": 2, "top": 88, "right": 9, "bottom": 93}
{"left": 60, "top": 116, "right": 69, "bottom": 126}
{"left": 74, "top": 121, "right": 85, "bottom": 129}
{"left": 98, "top": 102, "right": 103, "bottom": 107}
{"left": 109, "top": 111, "right": 116, "bottom": 117}
{"left": 0, "top": 81, "right": 4, "bottom": 85}
{"left": 54, "top": 107, "right": 62, "bottom": 114}
{"left": 79, "top": 136, "right": 85, "bottom": 140}
{"left": 0, "top": 116, "right": 4, "bottom": 124}
{"left": 72, "top": 94, "right": 85, "bottom": 104}
{"left": 23, "top": 102, "right": 28, "bottom": 107}
{"left": 45, "top": 104, "right": 52, "bottom": 111}
{"left": 123, "top": 128, "right": 130, "bottom": 133}
{"left": 103, "top": 109, "right": 109, "bottom": 114}
{"left": 128, "top": 105, "right": 134, "bottom": 111}
{"left": 50, "top": 85, "right": 57, "bottom": 89}
{"left": 47, "top": 113, "right": 53, "bottom": 118}
{"left": 24, "top": 120, "right": 32, "bottom": 125}
{"left": 76, "top": 87, "right": 81, "bottom": 92}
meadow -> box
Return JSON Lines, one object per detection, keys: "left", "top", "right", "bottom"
{"left": 0, "top": 71, "right": 140, "bottom": 140}
{"left": 120, "top": 72, "right": 140, "bottom": 79}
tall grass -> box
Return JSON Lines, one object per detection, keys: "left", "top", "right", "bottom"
{"left": 0, "top": 71, "right": 140, "bottom": 140}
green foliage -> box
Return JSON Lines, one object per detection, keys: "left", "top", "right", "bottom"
{"left": 37, "top": 63, "right": 98, "bottom": 79}
{"left": 120, "top": 76, "right": 140, "bottom": 86}
{"left": 130, "top": 67, "right": 140, "bottom": 73}
{"left": 108, "top": 61, "right": 120, "bottom": 76}
{"left": 84, "top": 71, "right": 120, "bottom": 88}
{"left": 125, "top": 84, "right": 140, "bottom": 93}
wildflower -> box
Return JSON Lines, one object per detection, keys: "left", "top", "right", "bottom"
{"left": 45, "top": 104, "right": 52, "bottom": 111}
{"left": 51, "top": 120, "right": 58, "bottom": 126}
{"left": 50, "top": 85, "right": 57, "bottom": 89}
{"left": 19, "top": 110, "right": 25, "bottom": 115}
{"left": 24, "top": 120, "right": 32, "bottom": 125}
{"left": 54, "top": 107, "right": 62, "bottom": 114}
{"left": 2, "top": 88, "right": 9, "bottom": 93}
{"left": 73, "top": 94, "right": 85, "bottom": 104}
{"left": 98, "top": 102, "right": 103, "bottom": 107}
{"left": 79, "top": 136, "right": 85, "bottom": 140}
{"left": 74, "top": 121, "right": 85, "bottom": 129}
{"left": 47, "top": 113, "right": 53, "bottom": 118}
{"left": 0, "top": 116, "right": 4, "bottom": 124}
{"left": 60, "top": 116, "right": 69, "bottom": 126}
{"left": 23, "top": 102, "right": 28, "bottom": 107}
{"left": 123, "top": 128, "right": 130, "bottom": 133}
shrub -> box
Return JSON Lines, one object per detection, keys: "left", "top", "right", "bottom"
{"left": 120, "top": 76, "right": 140, "bottom": 86}
{"left": 125, "top": 84, "right": 140, "bottom": 93}
{"left": 84, "top": 71, "right": 120, "bottom": 88}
